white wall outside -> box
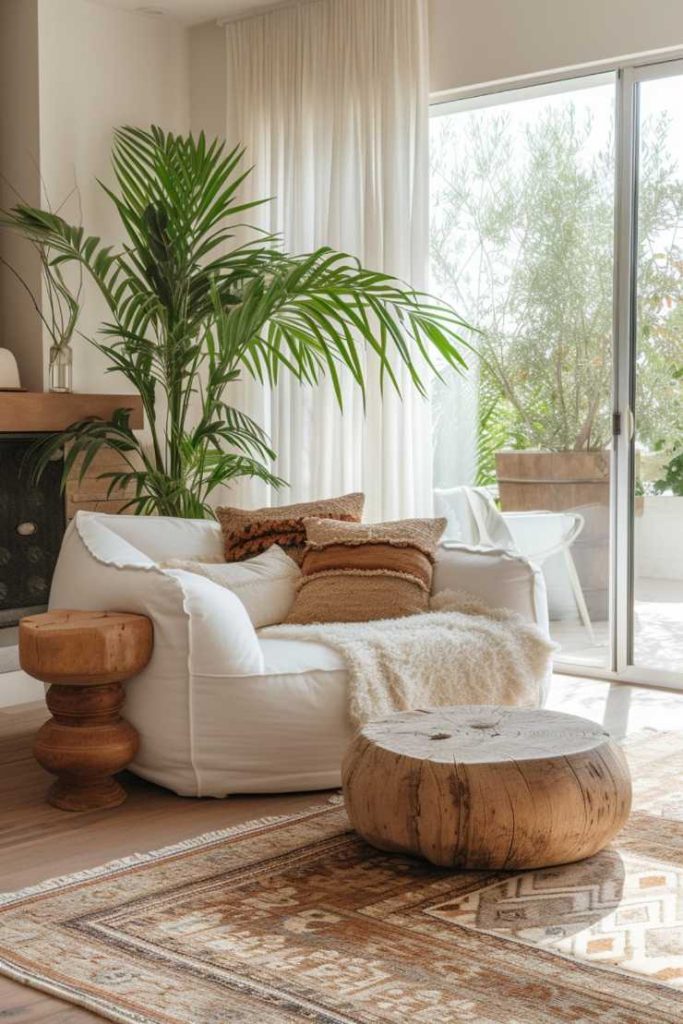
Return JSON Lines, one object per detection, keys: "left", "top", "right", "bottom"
{"left": 635, "top": 498, "right": 683, "bottom": 582}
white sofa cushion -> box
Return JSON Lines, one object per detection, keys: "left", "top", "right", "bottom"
{"left": 49, "top": 513, "right": 265, "bottom": 796}
{"left": 47, "top": 512, "right": 550, "bottom": 798}
{"left": 85, "top": 511, "right": 225, "bottom": 562}
{"left": 434, "top": 542, "right": 550, "bottom": 637}
{"left": 192, "top": 637, "right": 351, "bottom": 795}
{"left": 161, "top": 546, "right": 300, "bottom": 628}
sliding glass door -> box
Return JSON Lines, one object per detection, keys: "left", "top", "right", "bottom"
{"left": 614, "top": 62, "right": 683, "bottom": 685}
{"left": 430, "top": 58, "right": 683, "bottom": 688}
{"left": 430, "top": 75, "right": 617, "bottom": 670}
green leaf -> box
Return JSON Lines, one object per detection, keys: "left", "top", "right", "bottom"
{"left": 5, "top": 124, "right": 470, "bottom": 517}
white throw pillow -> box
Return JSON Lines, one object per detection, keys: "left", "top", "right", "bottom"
{"left": 161, "top": 545, "right": 300, "bottom": 628}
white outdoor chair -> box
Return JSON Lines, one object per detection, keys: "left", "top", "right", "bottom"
{"left": 434, "top": 486, "right": 595, "bottom": 642}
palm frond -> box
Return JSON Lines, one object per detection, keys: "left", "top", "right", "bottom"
{"left": 3, "top": 125, "right": 471, "bottom": 517}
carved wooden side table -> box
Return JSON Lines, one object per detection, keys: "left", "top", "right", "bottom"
{"left": 19, "top": 610, "right": 153, "bottom": 811}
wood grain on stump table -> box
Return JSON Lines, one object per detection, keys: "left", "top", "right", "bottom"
{"left": 342, "top": 706, "right": 632, "bottom": 870}
{"left": 20, "top": 610, "right": 153, "bottom": 811}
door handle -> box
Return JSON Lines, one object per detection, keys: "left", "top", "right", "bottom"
{"left": 625, "top": 407, "right": 635, "bottom": 441}
{"left": 612, "top": 408, "right": 635, "bottom": 441}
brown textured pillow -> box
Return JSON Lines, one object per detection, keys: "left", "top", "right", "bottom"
{"left": 215, "top": 492, "right": 364, "bottom": 563}
{"left": 284, "top": 516, "right": 446, "bottom": 624}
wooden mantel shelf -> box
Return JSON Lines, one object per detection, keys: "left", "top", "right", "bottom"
{"left": 0, "top": 392, "right": 144, "bottom": 433}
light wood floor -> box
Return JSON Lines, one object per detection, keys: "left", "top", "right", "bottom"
{"left": 0, "top": 701, "right": 332, "bottom": 1022}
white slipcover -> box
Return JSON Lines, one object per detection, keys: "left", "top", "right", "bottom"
{"left": 49, "top": 512, "right": 551, "bottom": 797}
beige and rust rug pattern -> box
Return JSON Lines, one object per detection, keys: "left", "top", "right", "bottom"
{"left": 2, "top": 731, "right": 683, "bottom": 1023}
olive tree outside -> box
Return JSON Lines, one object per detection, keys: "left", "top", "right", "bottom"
{"left": 430, "top": 101, "right": 683, "bottom": 486}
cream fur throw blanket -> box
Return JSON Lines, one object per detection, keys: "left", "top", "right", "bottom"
{"left": 263, "top": 590, "right": 555, "bottom": 725}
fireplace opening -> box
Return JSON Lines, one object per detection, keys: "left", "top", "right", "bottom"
{"left": 0, "top": 433, "right": 66, "bottom": 628}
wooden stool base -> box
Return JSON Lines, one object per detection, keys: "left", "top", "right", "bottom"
{"left": 47, "top": 776, "right": 128, "bottom": 812}
{"left": 20, "top": 611, "right": 153, "bottom": 812}
{"left": 33, "top": 691, "right": 140, "bottom": 812}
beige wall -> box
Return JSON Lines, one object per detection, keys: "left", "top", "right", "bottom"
{"left": 0, "top": 0, "right": 43, "bottom": 391}
{"left": 429, "top": 0, "right": 683, "bottom": 95}
{"left": 189, "top": 20, "right": 227, "bottom": 140}
{"left": 36, "top": 0, "right": 190, "bottom": 393}
{"left": 1, "top": 0, "right": 190, "bottom": 395}
{"left": 189, "top": 21, "right": 227, "bottom": 138}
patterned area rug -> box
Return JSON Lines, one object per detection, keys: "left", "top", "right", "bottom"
{"left": 2, "top": 731, "right": 683, "bottom": 1023}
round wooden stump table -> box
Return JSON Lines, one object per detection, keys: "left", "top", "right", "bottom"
{"left": 342, "top": 706, "right": 632, "bottom": 870}
{"left": 20, "top": 610, "right": 153, "bottom": 811}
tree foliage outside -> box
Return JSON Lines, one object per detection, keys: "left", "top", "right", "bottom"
{"left": 430, "top": 94, "right": 683, "bottom": 485}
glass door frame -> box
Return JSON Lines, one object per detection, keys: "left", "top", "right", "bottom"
{"left": 608, "top": 57, "right": 683, "bottom": 692}
{"left": 431, "top": 49, "right": 683, "bottom": 692}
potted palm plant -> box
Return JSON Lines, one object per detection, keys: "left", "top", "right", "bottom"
{"left": 2, "top": 126, "right": 468, "bottom": 517}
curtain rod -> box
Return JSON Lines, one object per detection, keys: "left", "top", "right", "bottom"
{"left": 217, "top": 0, "right": 342, "bottom": 27}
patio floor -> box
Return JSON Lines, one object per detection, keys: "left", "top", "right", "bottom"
{"left": 547, "top": 672, "right": 683, "bottom": 740}
{"left": 551, "top": 577, "right": 683, "bottom": 675}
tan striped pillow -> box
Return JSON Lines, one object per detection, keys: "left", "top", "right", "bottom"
{"left": 215, "top": 493, "right": 365, "bottom": 563}
{"left": 284, "top": 516, "right": 446, "bottom": 624}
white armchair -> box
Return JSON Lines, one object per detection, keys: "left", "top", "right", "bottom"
{"left": 435, "top": 486, "right": 594, "bottom": 640}
{"left": 48, "top": 511, "right": 551, "bottom": 798}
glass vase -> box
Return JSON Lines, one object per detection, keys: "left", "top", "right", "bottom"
{"left": 49, "top": 345, "right": 73, "bottom": 393}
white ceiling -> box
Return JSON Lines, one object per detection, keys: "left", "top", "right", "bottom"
{"left": 91, "top": 0, "right": 285, "bottom": 26}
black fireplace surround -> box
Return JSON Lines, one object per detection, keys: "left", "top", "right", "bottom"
{"left": 0, "top": 434, "right": 65, "bottom": 626}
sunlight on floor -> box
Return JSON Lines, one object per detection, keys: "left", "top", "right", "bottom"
{"left": 548, "top": 673, "right": 683, "bottom": 740}
{"left": 550, "top": 577, "right": 683, "bottom": 676}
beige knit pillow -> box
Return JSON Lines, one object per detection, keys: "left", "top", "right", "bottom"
{"left": 215, "top": 492, "right": 365, "bottom": 563}
{"left": 284, "top": 517, "right": 446, "bottom": 624}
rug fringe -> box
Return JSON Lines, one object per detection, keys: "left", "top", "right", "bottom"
{"left": 0, "top": 797, "right": 341, "bottom": 908}
{"left": 0, "top": 959, "right": 141, "bottom": 1024}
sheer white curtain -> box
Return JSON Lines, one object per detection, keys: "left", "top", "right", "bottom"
{"left": 224, "top": 0, "right": 432, "bottom": 521}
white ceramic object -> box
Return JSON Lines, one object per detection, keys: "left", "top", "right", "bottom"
{"left": 0, "top": 348, "right": 21, "bottom": 389}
